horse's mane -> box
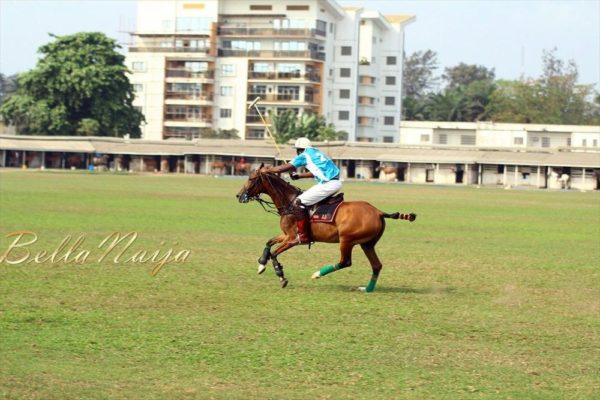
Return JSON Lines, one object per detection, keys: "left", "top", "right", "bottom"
{"left": 260, "top": 171, "right": 303, "bottom": 195}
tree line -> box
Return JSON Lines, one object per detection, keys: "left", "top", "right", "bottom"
{"left": 402, "top": 48, "right": 600, "bottom": 125}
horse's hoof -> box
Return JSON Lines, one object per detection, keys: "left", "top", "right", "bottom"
{"left": 257, "top": 264, "right": 266, "bottom": 274}
{"left": 311, "top": 271, "right": 321, "bottom": 279}
{"left": 280, "top": 278, "right": 289, "bottom": 288}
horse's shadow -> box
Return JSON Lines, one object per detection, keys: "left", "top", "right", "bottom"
{"left": 328, "top": 285, "right": 457, "bottom": 294}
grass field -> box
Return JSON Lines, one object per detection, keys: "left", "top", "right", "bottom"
{"left": 0, "top": 170, "right": 599, "bottom": 399}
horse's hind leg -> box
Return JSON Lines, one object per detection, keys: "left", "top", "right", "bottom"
{"left": 360, "top": 243, "right": 383, "bottom": 293}
{"left": 312, "top": 241, "right": 354, "bottom": 279}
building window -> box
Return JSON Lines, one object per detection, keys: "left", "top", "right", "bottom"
{"left": 383, "top": 136, "right": 394, "bottom": 143}
{"left": 420, "top": 134, "right": 430, "bottom": 143}
{"left": 461, "top": 135, "right": 476, "bottom": 145}
{"left": 385, "top": 76, "right": 396, "bottom": 85}
{"left": 338, "top": 111, "right": 350, "bottom": 120}
{"left": 341, "top": 46, "right": 352, "bottom": 56}
{"left": 514, "top": 137, "right": 524, "bottom": 145}
{"left": 340, "top": 68, "right": 351, "bottom": 78}
{"left": 542, "top": 137, "right": 550, "bottom": 148}
{"left": 384, "top": 96, "right": 395, "bottom": 106}
{"left": 287, "top": 5, "right": 309, "bottom": 10}
{"left": 250, "top": 5, "right": 272, "bottom": 10}
{"left": 132, "top": 61, "right": 145, "bottom": 72}
{"left": 220, "top": 86, "right": 233, "bottom": 96}
{"left": 247, "top": 128, "right": 265, "bottom": 139}
{"left": 339, "top": 89, "right": 350, "bottom": 99}
{"left": 175, "top": 17, "right": 211, "bottom": 32}
{"left": 437, "top": 134, "right": 448, "bottom": 144}
{"left": 384, "top": 116, "right": 394, "bottom": 125}
{"left": 221, "top": 64, "right": 235, "bottom": 76}
{"left": 594, "top": 139, "right": 598, "bottom": 147}
{"left": 133, "top": 84, "right": 143, "bottom": 93}
{"left": 582, "top": 139, "right": 587, "bottom": 147}
{"left": 386, "top": 56, "right": 397, "bottom": 65}
{"left": 220, "top": 108, "right": 232, "bottom": 118}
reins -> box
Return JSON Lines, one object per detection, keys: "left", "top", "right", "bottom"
{"left": 252, "top": 173, "right": 302, "bottom": 216}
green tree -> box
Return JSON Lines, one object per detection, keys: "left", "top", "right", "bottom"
{"left": 402, "top": 50, "right": 440, "bottom": 120}
{"left": 0, "top": 73, "right": 19, "bottom": 105}
{"left": 489, "top": 49, "right": 599, "bottom": 124}
{"left": 271, "top": 110, "right": 345, "bottom": 144}
{"left": 443, "top": 63, "right": 495, "bottom": 88}
{"left": 0, "top": 32, "right": 144, "bottom": 137}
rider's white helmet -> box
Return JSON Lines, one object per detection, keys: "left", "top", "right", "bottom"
{"left": 294, "top": 137, "right": 312, "bottom": 149}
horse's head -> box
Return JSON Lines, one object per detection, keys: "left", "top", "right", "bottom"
{"left": 236, "top": 163, "right": 267, "bottom": 203}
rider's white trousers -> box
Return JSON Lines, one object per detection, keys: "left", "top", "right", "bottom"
{"left": 297, "top": 179, "right": 342, "bottom": 206}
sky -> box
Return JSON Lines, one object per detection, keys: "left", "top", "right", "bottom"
{"left": 1, "top": 0, "right": 599, "bottom": 88}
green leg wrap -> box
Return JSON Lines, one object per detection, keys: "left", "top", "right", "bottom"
{"left": 319, "top": 263, "right": 342, "bottom": 277}
{"left": 365, "top": 273, "right": 379, "bottom": 293}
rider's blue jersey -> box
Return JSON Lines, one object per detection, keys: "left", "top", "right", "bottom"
{"left": 291, "top": 147, "right": 340, "bottom": 184}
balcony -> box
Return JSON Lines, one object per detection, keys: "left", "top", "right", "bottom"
{"left": 166, "top": 69, "right": 215, "bottom": 79}
{"left": 129, "top": 46, "right": 212, "bottom": 55}
{"left": 248, "top": 71, "right": 321, "bottom": 82}
{"left": 218, "top": 27, "right": 326, "bottom": 38}
{"left": 246, "top": 93, "right": 315, "bottom": 103}
{"left": 218, "top": 49, "right": 325, "bottom": 60}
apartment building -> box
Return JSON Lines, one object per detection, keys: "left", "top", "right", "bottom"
{"left": 126, "top": 0, "right": 414, "bottom": 142}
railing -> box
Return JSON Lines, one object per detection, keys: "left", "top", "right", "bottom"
{"left": 129, "top": 46, "right": 212, "bottom": 54}
{"left": 164, "top": 115, "right": 213, "bottom": 123}
{"left": 218, "top": 49, "right": 325, "bottom": 60}
{"left": 248, "top": 71, "right": 321, "bottom": 82}
{"left": 166, "top": 69, "right": 215, "bottom": 79}
{"left": 246, "top": 115, "right": 267, "bottom": 123}
{"left": 165, "top": 92, "right": 214, "bottom": 101}
{"left": 218, "top": 27, "right": 326, "bottom": 38}
{"left": 246, "top": 93, "right": 316, "bottom": 103}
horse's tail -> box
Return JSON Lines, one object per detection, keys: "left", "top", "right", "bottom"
{"left": 381, "top": 212, "right": 417, "bottom": 222}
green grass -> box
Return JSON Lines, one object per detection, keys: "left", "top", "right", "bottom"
{"left": 0, "top": 170, "right": 599, "bottom": 399}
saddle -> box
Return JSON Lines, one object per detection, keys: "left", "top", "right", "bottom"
{"left": 309, "top": 193, "right": 344, "bottom": 223}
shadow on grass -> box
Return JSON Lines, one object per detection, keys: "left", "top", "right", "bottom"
{"left": 327, "top": 285, "right": 457, "bottom": 294}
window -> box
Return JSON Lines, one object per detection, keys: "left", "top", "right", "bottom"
{"left": 541, "top": 137, "right": 550, "bottom": 148}
{"left": 582, "top": 139, "right": 587, "bottom": 147}
{"left": 250, "top": 5, "right": 272, "bottom": 10}
{"left": 514, "top": 137, "right": 524, "bottom": 145}
{"left": 132, "top": 61, "right": 145, "bottom": 72}
{"left": 287, "top": 5, "right": 309, "bottom": 10}
{"left": 386, "top": 56, "right": 397, "bottom": 65}
{"left": 340, "top": 68, "right": 351, "bottom": 78}
{"left": 461, "top": 135, "right": 476, "bottom": 145}
{"left": 420, "top": 134, "right": 430, "bottom": 143}
{"left": 338, "top": 111, "right": 350, "bottom": 120}
{"left": 383, "top": 136, "right": 394, "bottom": 143}
{"left": 341, "top": 46, "right": 352, "bottom": 56}
{"left": 175, "top": 17, "right": 211, "bottom": 32}
{"left": 247, "top": 129, "right": 265, "bottom": 140}
{"left": 594, "top": 139, "right": 598, "bottom": 147}
{"left": 221, "top": 64, "right": 235, "bottom": 76}
{"left": 220, "top": 108, "right": 232, "bottom": 118}
{"left": 133, "top": 84, "right": 143, "bottom": 93}
{"left": 339, "top": 89, "right": 350, "bottom": 99}
{"left": 384, "top": 116, "right": 394, "bottom": 125}
{"left": 384, "top": 96, "right": 395, "bottom": 106}
{"left": 220, "top": 86, "right": 233, "bottom": 96}
{"left": 437, "top": 134, "right": 448, "bottom": 144}
{"left": 385, "top": 76, "right": 396, "bottom": 85}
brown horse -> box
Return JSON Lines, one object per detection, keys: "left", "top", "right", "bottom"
{"left": 236, "top": 165, "right": 416, "bottom": 292}
{"left": 234, "top": 160, "right": 252, "bottom": 175}
{"left": 211, "top": 160, "right": 230, "bottom": 175}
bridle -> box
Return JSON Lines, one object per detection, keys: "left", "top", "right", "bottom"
{"left": 240, "top": 172, "right": 302, "bottom": 216}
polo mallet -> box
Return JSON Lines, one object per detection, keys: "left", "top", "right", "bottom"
{"left": 248, "top": 97, "right": 287, "bottom": 163}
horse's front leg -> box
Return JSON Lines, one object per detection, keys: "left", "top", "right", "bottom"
{"left": 269, "top": 237, "right": 300, "bottom": 288}
{"left": 257, "top": 234, "right": 286, "bottom": 274}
